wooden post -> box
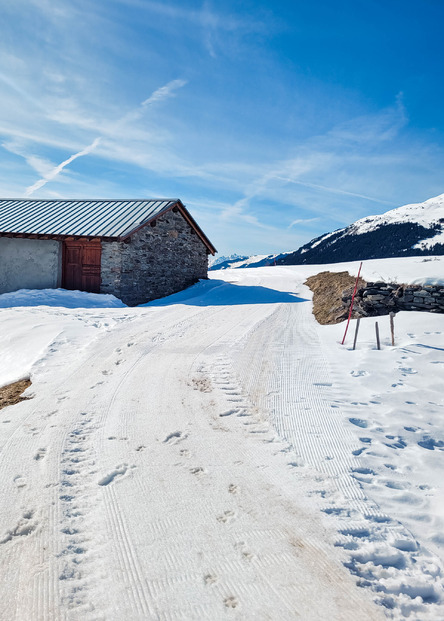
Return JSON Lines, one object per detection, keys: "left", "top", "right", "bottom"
{"left": 375, "top": 321, "right": 380, "bottom": 350}
{"left": 390, "top": 312, "right": 395, "bottom": 346}
{"left": 352, "top": 317, "right": 361, "bottom": 350}
{"left": 341, "top": 262, "right": 363, "bottom": 345}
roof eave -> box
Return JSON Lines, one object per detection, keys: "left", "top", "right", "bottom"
{"left": 0, "top": 232, "right": 120, "bottom": 242}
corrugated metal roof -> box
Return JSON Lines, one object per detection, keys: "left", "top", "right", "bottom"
{"left": 0, "top": 198, "right": 180, "bottom": 239}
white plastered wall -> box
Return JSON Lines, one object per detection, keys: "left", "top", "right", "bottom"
{"left": 0, "top": 237, "right": 62, "bottom": 294}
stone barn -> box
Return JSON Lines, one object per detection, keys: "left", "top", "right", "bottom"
{"left": 0, "top": 198, "right": 216, "bottom": 305}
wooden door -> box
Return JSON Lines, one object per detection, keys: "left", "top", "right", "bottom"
{"left": 62, "top": 240, "right": 101, "bottom": 293}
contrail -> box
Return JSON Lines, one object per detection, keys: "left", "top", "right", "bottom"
{"left": 142, "top": 79, "right": 187, "bottom": 106}
{"left": 276, "top": 176, "right": 396, "bottom": 206}
{"left": 24, "top": 137, "right": 101, "bottom": 197}
{"left": 23, "top": 78, "right": 187, "bottom": 196}
{"left": 118, "top": 79, "right": 187, "bottom": 126}
{"left": 288, "top": 217, "right": 320, "bottom": 228}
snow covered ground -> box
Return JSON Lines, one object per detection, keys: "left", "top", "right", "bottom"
{"left": 0, "top": 257, "right": 443, "bottom": 620}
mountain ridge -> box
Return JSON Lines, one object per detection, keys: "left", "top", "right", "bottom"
{"left": 278, "top": 193, "right": 444, "bottom": 265}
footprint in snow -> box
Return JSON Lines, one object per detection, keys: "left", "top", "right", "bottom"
{"left": 234, "top": 542, "right": 255, "bottom": 561}
{"left": 349, "top": 418, "right": 368, "bottom": 428}
{"left": 352, "top": 447, "right": 367, "bottom": 456}
{"left": 322, "top": 506, "right": 352, "bottom": 517}
{"left": 224, "top": 596, "right": 238, "bottom": 609}
{"left": 384, "top": 435, "right": 407, "bottom": 449}
{"left": 339, "top": 526, "right": 370, "bottom": 539}
{"left": 350, "top": 468, "right": 376, "bottom": 483}
{"left": 417, "top": 436, "right": 444, "bottom": 451}
{"left": 217, "top": 510, "right": 236, "bottom": 524}
{"left": 98, "top": 463, "right": 135, "bottom": 486}
{"left": 190, "top": 467, "right": 205, "bottom": 477}
{"left": 204, "top": 573, "right": 218, "bottom": 585}
{"left": 350, "top": 370, "right": 369, "bottom": 377}
{"left": 0, "top": 510, "right": 37, "bottom": 544}
{"left": 384, "top": 480, "right": 409, "bottom": 490}
{"left": 288, "top": 461, "right": 303, "bottom": 468}
{"left": 34, "top": 448, "right": 47, "bottom": 461}
{"left": 364, "top": 513, "right": 391, "bottom": 524}
{"left": 399, "top": 367, "right": 417, "bottom": 375}
{"left": 219, "top": 409, "right": 236, "bottom": 417}
{"left": 163, "top": 431, "right": 188, "bottom": 445}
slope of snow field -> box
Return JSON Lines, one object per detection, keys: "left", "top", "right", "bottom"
{"left": 0, "top": 256, "right": 442, "bottom": 620}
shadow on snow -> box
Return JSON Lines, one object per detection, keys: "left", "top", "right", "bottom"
{"left": 145, "top": 280, "right": 309, "bottom": 307}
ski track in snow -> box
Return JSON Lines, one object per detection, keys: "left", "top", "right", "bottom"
{"left": 0, "top": 263, "right": 442, "bottom": 619}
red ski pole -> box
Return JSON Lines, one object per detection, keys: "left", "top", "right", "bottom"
{"left": 341, "top": 262, "right": 363, "bottom": 345}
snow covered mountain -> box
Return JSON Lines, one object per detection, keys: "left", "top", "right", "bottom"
{"left": 279, "top": 193, "right": 444, "bottom": 265}
{"left": 208, "top": 253, "right": 247, "bottom": 268}
{"left": 210, "top": 252, "right": 289, "bottom": 270}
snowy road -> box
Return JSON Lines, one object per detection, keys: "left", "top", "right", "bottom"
{"left": 1, "top": 262, "right": 443, "bottom": 620}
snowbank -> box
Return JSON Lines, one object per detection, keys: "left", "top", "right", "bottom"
{"left": 0, "top": 288, "right": 126, "bottom": 309}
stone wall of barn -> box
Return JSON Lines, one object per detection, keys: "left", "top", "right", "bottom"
{"left": 0, "top": 237, "right": 62, "bottom": 294}
{"left": 100, "top": 208, "right": 209, "bottom": 306}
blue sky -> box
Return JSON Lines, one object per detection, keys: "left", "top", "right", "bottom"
{"left": 1, "top": 0, "right": 443, "bottom": 255}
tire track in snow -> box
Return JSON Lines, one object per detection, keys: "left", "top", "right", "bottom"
{"left": 0, "top": 310, "right": 207, "bottom": 619}
{"left": 94, "top": 305, "right": 256, "bottom": 619}
{"left": 55, "top": 307, "right": 227, "bottom": 617}
{"left": 85, "top": 306, "right": 234, "bottom": 618}
{"left": 104, "top": 484, "right": 155, "bottom": 618}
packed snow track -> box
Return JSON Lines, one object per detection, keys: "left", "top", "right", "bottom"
{"left": 0, "top": 262, "right": 443, "bottom": 620}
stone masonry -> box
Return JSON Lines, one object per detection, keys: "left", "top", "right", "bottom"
{"left": 100, "top": 208, "right": 209, "bottom": 306}
{"left": 341, "top": 281, "right": 444, "bottom": 319}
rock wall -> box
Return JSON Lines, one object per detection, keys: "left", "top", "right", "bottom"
{"left": 101, "top": 208, "right": 209, "bottom": 306}
{"left": 342, "top": 282, "right": 444, "bottom": 318}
